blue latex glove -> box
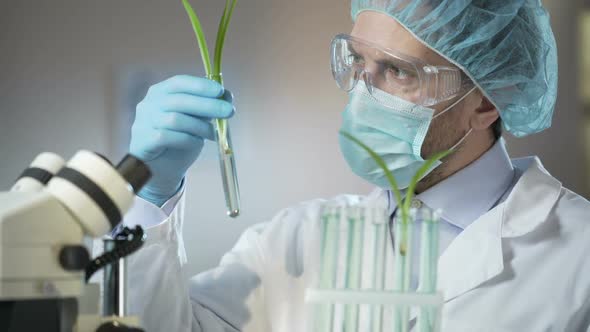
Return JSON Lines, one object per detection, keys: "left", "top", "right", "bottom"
{"left": 130, "top": 75, "right": 235, "bottom": 206}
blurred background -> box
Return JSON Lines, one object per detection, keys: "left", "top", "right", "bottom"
{"left": 0, "top": 0, "right": 589, "bottom": 279}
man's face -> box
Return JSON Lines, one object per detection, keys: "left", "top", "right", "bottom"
{"left": 350, "top": 11, "right": 479, "bottom": 160}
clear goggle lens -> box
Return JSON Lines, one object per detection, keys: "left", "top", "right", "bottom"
{"left": 330, "top": 34, "right": 473, "bottom": 106}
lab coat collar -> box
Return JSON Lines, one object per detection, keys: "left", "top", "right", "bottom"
{"left": 437, "top": 156, "right": 562, "bottom": 302}
{"left": 500, "top": 156, "right": 562, "bottom": 238}
{"left": 418, "top": 138, "right": 515, "bottom": 230}
{"left": 385, "top": 138, "right": 515, "bottom": 231}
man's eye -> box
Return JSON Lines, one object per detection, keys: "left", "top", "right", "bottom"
{"left": 387, "top": 65, "right": 409, "bottom": 80}
{"left": 347, "top": 53, "right": 364, "bottom": 65}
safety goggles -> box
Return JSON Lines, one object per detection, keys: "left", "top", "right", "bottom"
{"left": 330, "top": 34, "right": 474, "bottom": 106}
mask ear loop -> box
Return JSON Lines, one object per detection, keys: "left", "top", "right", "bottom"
{"left": 449, "top": 128, "right": 473, "bottom": 151}
{"left": 432, "top": 86, "right": 477, "bottom": 120}
{"left": 434, "top": 86, "right": 478, "bottom": 151}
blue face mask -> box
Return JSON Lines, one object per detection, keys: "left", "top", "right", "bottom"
{"left": 339, "top": 81, "right": 474, "bottom": 189}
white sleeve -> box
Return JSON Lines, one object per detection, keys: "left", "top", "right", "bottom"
{"left": 122, "top": 191, "right": 271, "bottom": 332}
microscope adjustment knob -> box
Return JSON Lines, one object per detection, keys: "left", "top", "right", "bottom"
{"left": 59, "top": 245, "right": 91, "bottom": 271}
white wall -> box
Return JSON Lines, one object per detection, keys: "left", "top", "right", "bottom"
{"left": 0, "top": 0, "right": 586, "bottom": 278}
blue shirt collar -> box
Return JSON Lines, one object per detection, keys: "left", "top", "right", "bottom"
{"left": 388, "top": 138, "right": 515, "bottom": 230}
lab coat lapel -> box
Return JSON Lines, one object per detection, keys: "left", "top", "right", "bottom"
{"left": 500, "top": 157, "right": 562, "bottom": 238}
{"left": 437, "top": 203, "right": 504, "bottom": 302}
{"left": 437, "top": 157, "right": 562, "bottom": 303}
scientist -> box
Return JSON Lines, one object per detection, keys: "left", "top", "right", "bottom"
{"left": 122, "top": 0, "right": 590, "bottom": 331}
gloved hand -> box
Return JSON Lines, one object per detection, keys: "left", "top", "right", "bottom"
{"left": 130, "top": 75, "right": 235, "bottom": 206}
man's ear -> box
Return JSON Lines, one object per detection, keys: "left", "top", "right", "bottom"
{"left": 470, "top": 95, "right": 499, "bottom": 131}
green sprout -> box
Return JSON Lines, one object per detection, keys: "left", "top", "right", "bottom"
{"left": 339, "top": 130, "right": 451, "bottom": 226}
{"left": 340, "top": 130, "right": 448, "bottom": 329}
{"left": 340, "top": 129, "right": 451, "bottom": 327}
{"left": 182, "top": 0, "right": 237, "bottom": 153}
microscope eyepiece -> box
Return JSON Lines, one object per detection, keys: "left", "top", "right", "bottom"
{"left": 115, "top": 155, "right": 151, "bottom": 194}
{"left": 45, "top": 151, "right": 151, "bottom": 237}
{"left": 12, "top": 152, "right": 65, "bottom": 192}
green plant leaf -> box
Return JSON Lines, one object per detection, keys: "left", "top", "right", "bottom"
{"left": 212, "top": 0, "right": 237, "bottom": 151}
{"left": 213, "top": 0, "right": 237, "bottom": 75}
{"left": 340, "top": 130, "right": 453, "bottom": 226}
{"left": 213, "top": 0, "right": 230, "bottom": 76}
{"left": 339, "top": 131, "right": 403, "bottom": 208}
{"left": 182, "top": 0, "right": 212, "bottom": 76}
{"left": 402, "top": 149, "right": 453, "bottom": 215}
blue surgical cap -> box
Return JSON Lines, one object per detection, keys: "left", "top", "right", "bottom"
{"left": 351, "top": 0, "right": 558, "bottom": 137}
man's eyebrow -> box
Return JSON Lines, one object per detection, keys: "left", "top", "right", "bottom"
{"left": 376, "top": 56, "right": 415, "bottom": 71}
{"left": 346, "top": 41, "right": 417, "bottom": 72}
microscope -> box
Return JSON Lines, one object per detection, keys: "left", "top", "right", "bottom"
{"left": 0, "top": 150, "right": 151, "bottom": 332}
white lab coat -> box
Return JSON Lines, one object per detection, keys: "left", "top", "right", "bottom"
{"left": 124, "top": 156, "right": 590, "bottom": 332}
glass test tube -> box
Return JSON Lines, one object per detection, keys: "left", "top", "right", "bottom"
{"left": 208, "top": 73, "right": 240, "bottom": 217}
{"left": 311, "top": 204, "right": 443, "bottom": 332}
{"left": 315, "top": 206, "right": 393, "bottom": 332}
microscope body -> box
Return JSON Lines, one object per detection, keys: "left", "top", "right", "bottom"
{"left": 0, "top": 190, "right": 87, "bottom": 331}
{"left": 0, "top": 190, "right": 85, "bottom": 300}
{"left": 0, "top": 151, "right": 150, "bottom": 332}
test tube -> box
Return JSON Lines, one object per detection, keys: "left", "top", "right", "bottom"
{"left": 371, "top": 207, "right": 389, "bottom": 332}
{"left": 209, "top": 73, "right": 240, "bottom": 218}
{"left": 215, "top": 124, "right": 240, "bottom": 217}
{"left": 344, "top": 207, "right": 364, "bottom": 331}
{"left": 318, "top": 206, "right": 340, "bottom": 331}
